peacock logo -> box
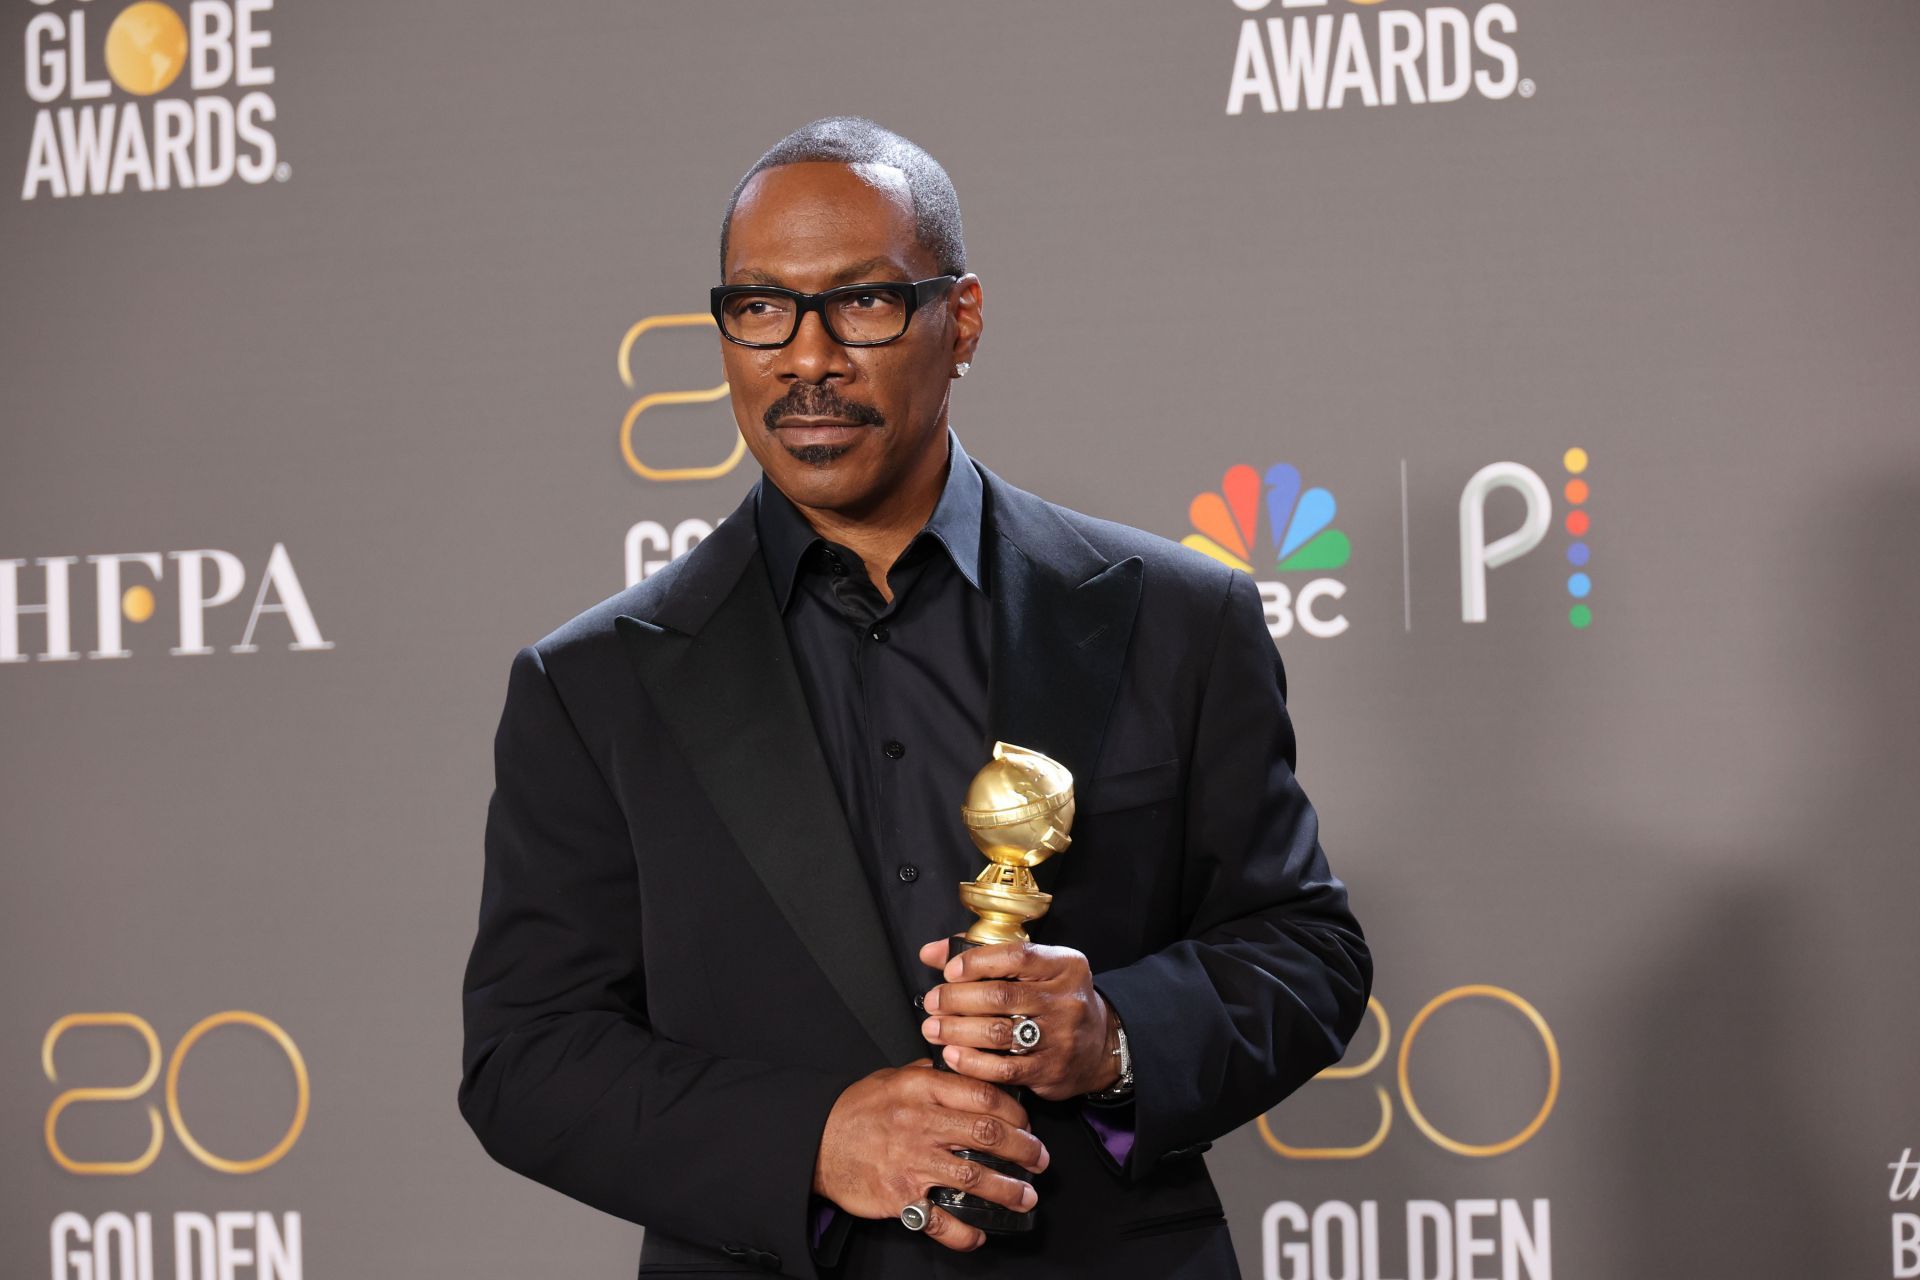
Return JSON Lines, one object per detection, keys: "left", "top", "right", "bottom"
{"left": 1183, "top": 464, "right": 1351, "bottom": 574}
{"left": 1179, "top": 464, "right": 1350, "bottom": 639}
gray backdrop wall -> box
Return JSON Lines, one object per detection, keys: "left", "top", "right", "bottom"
{"left": 5, "top": 1, "right": 1917, "bottom": 1277}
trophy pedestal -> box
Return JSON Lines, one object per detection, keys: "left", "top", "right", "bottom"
{"left": 930, "top": 933, "right": 1037, "bottom": 1234}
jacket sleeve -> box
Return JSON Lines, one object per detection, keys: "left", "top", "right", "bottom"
{"left": 458, "top": 644, "right": 860, "bottom": 1279}
{"left": 1091, "top": 569, "right": 1372, "bottom": 1179}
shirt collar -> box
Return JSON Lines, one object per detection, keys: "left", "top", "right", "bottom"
{"left": 757, "top": 428, "right": 985, "bottom": 612}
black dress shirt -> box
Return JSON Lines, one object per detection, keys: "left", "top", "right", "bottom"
{"left": 756, "top": 430, "right": 993, "bottom": 1004}
{"left": 757, "top": 432, "right": 1139, "bottom": 1226}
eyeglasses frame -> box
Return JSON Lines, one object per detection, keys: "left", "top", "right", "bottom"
{"left": 708, "top": 274, "right": 960, "bottom": 349}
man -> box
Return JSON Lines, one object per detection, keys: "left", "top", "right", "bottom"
{"left": 459, "top": 117, "right": 1370, "bottom": 1278}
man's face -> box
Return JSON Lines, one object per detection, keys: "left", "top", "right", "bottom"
{"left": 719, "top": 161, "right": 982, "bottom": 518}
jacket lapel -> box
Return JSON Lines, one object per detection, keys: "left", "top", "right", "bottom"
{"left": 979, "top": 466, "right": 1145, "bottom": 895}
{"left": 616, "top": 488, "right": 924, "bottom": 1066}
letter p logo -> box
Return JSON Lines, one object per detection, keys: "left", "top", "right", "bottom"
{"left": 1459, "top": 462, "right": 1552, "bottom": 623}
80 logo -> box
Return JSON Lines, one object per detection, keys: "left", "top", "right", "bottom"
{"left": 43, "top": 1011, "right": 308, "bottom": 1176}
{"left": 1259, "top": 985, "right": 1560, "bottom": 1160}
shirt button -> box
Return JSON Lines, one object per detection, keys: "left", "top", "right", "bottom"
{"left": 883, "top": 740, "right": 906, "bottom": 759}
{"left": 869, "top": 625, "right": 889, "bottom": 643}
{"left": 898, "top": 865, "right": 919, "bottom": 883}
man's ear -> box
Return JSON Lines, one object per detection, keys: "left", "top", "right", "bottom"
{"left": 951, "top": 274, "right": 984, "bottom": 365}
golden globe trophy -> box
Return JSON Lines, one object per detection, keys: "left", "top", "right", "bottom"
{"left": 929, "top": 741, "right": 1076, "bottom": 1234}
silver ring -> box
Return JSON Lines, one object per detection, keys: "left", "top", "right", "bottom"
{"left": 900, "top": 1198, "right": 932, "bottom": 1232}
{"left": 1009, "top": 1014, "right": 1043, "bottom": 1055}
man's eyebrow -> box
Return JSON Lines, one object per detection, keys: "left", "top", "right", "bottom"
{"left": 826, "top": 257, "right": 912, "bottom": 285}
{"left": 727, "top": 258, "right": 914, "bottom": 289}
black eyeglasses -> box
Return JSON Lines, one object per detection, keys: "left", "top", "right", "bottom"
{"left": 709, "top": 275, "right": 958, "bottom": 348}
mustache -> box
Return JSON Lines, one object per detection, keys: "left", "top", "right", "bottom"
{"left": 762, "top": 387, "right": 886, "bottom": 433}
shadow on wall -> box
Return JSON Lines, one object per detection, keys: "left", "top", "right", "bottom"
{"left": 1615, "top": 877, "right": 1833, "bottom": 1274}
{"left": 1611, "top": 470, "right": 1920, "bottom": 1277}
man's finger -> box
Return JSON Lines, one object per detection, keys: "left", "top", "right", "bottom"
{"left": 942, "top": 940, "right": 1054, "bottom": 983}
{"left": 927, "top": 1156, "right": 1039, "bottom": 1215}
{"left": 927, "top": 1071, "right": 1030, "bottom": 1129}
{"left": 925, "top": 976, "right": 1034, "bottom": 1018}
{"left": 942, "top": 1043, "right": 1037, "bottom": 1087}
{"left": 919, "top": 1205, "right": 985, "bottom": 1253}
{"left": 922, "top": 1014, "right": 1015, "bottom": 1051}
{"left": 918, "top": 938, "right": 951, "bottom": 971}
{"left": 929, "top": 1108, "right": 1050, "bottom": 1174}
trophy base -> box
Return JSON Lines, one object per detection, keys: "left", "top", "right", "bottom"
{"left": 929, "top": 933, "right": 1036, "bottom": 1235}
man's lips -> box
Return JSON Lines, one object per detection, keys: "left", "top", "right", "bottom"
{"left": 773, "top": 416, "right": 871, "bottom": 447}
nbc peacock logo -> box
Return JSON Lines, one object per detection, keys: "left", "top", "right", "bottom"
{"left": 1181, "top": 464, "right": 1350, "bottom": 639}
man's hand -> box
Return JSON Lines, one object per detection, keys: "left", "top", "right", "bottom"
{"left": 812, "top": 1061, "right": 1049, "bottom": 1252}
{"left": 918, "top": 939, "right": 1123, "bottom": 1101}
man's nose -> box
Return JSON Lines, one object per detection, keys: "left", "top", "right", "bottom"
{"left": 777, "top": 309, "right": 848, "bottom": 381}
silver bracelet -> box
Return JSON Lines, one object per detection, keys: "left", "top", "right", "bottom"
{"left": 1085, "top": 1019, "right": 1133, "bottom": 1102}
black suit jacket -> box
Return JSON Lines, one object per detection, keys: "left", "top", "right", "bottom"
{"left": 459, "top": 461, "right": 1372, "bottom": 1278}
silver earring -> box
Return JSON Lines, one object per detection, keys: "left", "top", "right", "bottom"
{"left": 954, "top": 362, "right": 971, "bottom": 378}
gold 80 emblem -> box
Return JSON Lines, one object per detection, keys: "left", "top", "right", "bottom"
{"left": 1258, "top": 984, "right": 1561, "bottom": 1160}
{"left": 42, "top": 1012, "right": 310, "bottom": 1176}
{"left": 616, "top": 313, "right": 745, "bottom": 482}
